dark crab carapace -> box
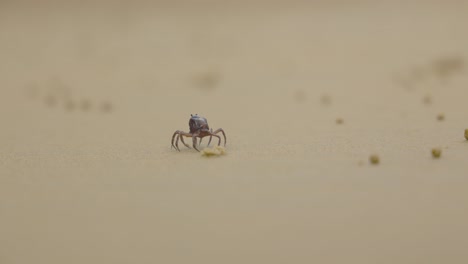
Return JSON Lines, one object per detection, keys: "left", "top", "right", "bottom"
{"left": 171, "top": 114, "right": 227, "bottom": 152}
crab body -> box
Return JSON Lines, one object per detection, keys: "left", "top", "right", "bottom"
{"left": 189, "top": 115, "right": 209, "bottom": 134}
{"left": 171, "top": 114, "right": 227, "bottom": 152}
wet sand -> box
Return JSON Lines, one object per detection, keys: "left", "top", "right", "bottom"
{"left": 1, "top": 1, "right": 468, "bottom": 263}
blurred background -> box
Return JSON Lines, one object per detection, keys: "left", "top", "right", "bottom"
{"left": 1, "top": 1, "right": 468, "bottom": 263}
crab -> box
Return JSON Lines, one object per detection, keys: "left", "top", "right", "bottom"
{"left": 171, "top": 114, "right": 227, "bottom": 152}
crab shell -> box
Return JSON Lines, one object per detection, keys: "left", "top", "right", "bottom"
{"left": 189, "top": 114, "right": 210, "bottom": 134}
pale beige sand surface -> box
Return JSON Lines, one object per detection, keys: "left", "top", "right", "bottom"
{"left": 1, "top": 1, "right": 468, "bottom": 263}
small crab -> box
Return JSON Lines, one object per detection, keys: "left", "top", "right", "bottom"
{"left": 171, "top": 114, "right": 227, "bottom": 152}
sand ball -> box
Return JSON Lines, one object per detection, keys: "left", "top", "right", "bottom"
{"left": 431, "top": 148, "right": 442, "bottom": 158}
{"left": 369, "top": 154, "right": 380, "bottom": 165}
{"left": 201, "top": 146, "right": 226, "bottom": 157}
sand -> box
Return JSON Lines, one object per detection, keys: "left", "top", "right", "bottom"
{"left": 1, "top": 1, "right": 468, "bottom": 263}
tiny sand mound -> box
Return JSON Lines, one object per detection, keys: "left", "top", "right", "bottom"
{"left": 201, "top": 146, "right": 226, "bottom": 157}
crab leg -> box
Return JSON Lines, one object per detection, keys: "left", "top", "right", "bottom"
{"left": 171, "top": 130, "right": 192, "bottom": 151}
{"left": 179, "top": 133, "right": 192, "bottom": 149}
{"left": 192, "top": 136, "right": 200, "bottom": 152}
{"left": 200, "top": 136, "right": 211, "bottom": 146}
{"left": 205, "top": 133, "right": 221, "bottom": 146}
{"left": 211, "top": 128, "right": 227, "bottom": 146}
{"left": 171, "top": 130, "right": 180, "bottom": 150}
{"left": 206, "top": 129, "right": 213, "bottom": 146}
{"left": 175, "top": 134, "right": 181, "bottom": 151}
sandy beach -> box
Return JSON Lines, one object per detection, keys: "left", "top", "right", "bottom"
{"left": 1, "top": 1, "right": 468, "bottom": 263}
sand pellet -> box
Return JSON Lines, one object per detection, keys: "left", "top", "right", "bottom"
{"left": 369, "top": 155, "right": 380, "bottom": 165}
{"left": 201, "top": 146, "right": 226, "bottom": 157}
{"left": 437, "top": 113, "right": 445, "bottom": 121}
{"left": 432, "top": 148, "right": 442, "bottom": 158}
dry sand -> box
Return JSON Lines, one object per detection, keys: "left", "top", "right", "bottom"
{"left": 1, "top": 1, "right": 468, "bottom": 263}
